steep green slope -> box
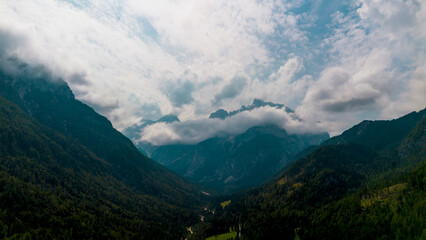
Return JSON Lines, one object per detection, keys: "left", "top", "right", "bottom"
{"left": 298, "top": 116, "right": 426, "bottom": 240}
{"left": 301, "top": 153, "right": 425, "bottom": 240}
{"left": 0, "top": 59, "right": 205, "bottom": 208}
{"left": 322, "top": 110, "right": 425, "bottom": 151}
{"left": 0, "top": 96, "right": 199, "bottom": 239}
{"left": 190, "top": 109, "right": 425, "bottom": 240}
{"left": 0, "top": 59, "right": 208, "bottom": 239}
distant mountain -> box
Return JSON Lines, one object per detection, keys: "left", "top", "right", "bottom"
{"left": 132, "top": 99, "right": 329, "bottom": 193}
{"left": 190, "top": 108, "right": 425, "bottom": 240}
{"left": 209, "top": 98, "right": 294, "bottom": 120}
{"left": 0, "top": 59, "right": 207, "bottom": 239}
{"left": 150, "top": 125, "right": 328, "bottom": 193}
{"left": 125, "top": 98, "right": 292, "bottom": 141}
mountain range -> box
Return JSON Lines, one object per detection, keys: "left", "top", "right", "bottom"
{"left": 125, "top": 100, "right": 329, "bottom": 193}
{"left": 208, "top": 99, "right": 294, "bottom": 120}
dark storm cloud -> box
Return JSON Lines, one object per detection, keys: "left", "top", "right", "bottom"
{"left": 213, "top": 76, "right": 246, "bottom": 105}
{"left": 165, "top": 80, "right": 195, "bottom": 107}
{"left": 302, "top": 67, "right": 381, "bottom": 114}
{"left": 68, "top": 73, "right": 91, "bottom": 86}
{"left": 323, "top": 97, "right": 377, "bottom": 112}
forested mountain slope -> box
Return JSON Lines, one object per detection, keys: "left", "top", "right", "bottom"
{"left": 189, "top": 108, "right": 425, "bottom": 240}
{"left": 322, "top": 110, "right": 425, "bottom": 151}
{"left": 149, "top": 125, "right": 328, "bottom": 193}
{"left": 0, "top": 60, "right": 204, "bottom": 206}
{"left": 0, "top": 59, "right": 207, "bottom": 239}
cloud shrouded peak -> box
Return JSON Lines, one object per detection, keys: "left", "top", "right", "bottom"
{"left": 139, "top": 101, "right": 319, "bottom": 146}
{"left": 134, "top": 99, "right": 324, "bottom": 146}
{"left": 210, "top": 98, "right": 293, "bottom": 120}
{"left": 0, "top": 0, "right": 424, "bottom": 141}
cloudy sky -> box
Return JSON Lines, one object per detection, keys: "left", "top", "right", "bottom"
{"left": 1, "top": 0, "right": 425, "bottom": 144}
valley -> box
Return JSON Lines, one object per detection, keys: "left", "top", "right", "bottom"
{"left": 1, "top": 1, "right": 425, "bottom": 238}
{"left": 0, "top": 60, "right": 424, "bottom": 239}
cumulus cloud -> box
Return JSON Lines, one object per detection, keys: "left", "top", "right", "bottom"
{"left": 140, "top": 106, "right": 325, "bottom": 145}
{"left": 295, "top": 0, "right": 426, "bottom": 135}
{"left": 383, "top": 60, "right": 426, "bottom": 118}
{"left": 0, "top": 0, "right": 424, "bottom": 141}
{"left": 213, "top": 77, "right": 247, "bottom": 105}
{"left": 0, "top": 0, "right": 302, "bottom": 130}
{"left": 164, "top": 80, "right": 195, "bottom": 107}
{"left": 248, "top": 57, "right": 308, "bottom": 104}
{"left": 302, "top": 66, "right": 382, "bottom": 113}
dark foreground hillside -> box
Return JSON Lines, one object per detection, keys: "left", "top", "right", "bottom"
{"left": 0, "top": 59, "right": 207, "bottom": 239}
{"left": 189, "top": 109, "right": 425, "bottom": 240}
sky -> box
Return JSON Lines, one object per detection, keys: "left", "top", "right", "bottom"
{"left": 0, "top": 0, "right": 425, "bottom": 145}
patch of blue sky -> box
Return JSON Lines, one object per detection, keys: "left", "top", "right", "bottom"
{"left": 60, "top": 0, "right": 126, "bottom": 26}
{"left": 262, "top": 1, "right": 361, "bottom": 81}
{"left": 136, "top": 18, "right": 159, "bottom": 42}
{"left": 59, "top": 0, "right": 90, "bottom": 9}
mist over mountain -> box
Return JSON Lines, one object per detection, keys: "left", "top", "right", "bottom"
{"left": 209, "top": 99, "right": 294, "bottom": 120}
{"left": 125, "top": 98, "right": 319, "bottom": 146}
{"left": 1, "top": 0, "right": 425, "bottom": 239}
{"left": 124, "top": 114, "right": 180, "bottom": 142}
{"left": 2, "top": 0, "right": 425, "bottom": 136}
{"left": 125, "top": 101, "right": 329, "bottom": 193}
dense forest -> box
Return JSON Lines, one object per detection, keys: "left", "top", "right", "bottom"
{"left": 188, "top": 109, "right": 425, "bottom": 240}
{"left": 144, "top": 124, "right": 328, "bottom": 194}
{"left": 0, "top": 61, "right": 208, "bottom": 239}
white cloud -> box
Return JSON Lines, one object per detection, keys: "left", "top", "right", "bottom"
{"left": 140, "top": 106, "right": 325, "bottom": 145}
{"left": 383, "top": 60, "right": 426, "bottom": 118}
{"left": 0, "top": 0, "right": 424, "bottom": 142}
{"left": 0, "top": 0, "right": 304, "bottom": 130}
{"left": 239, "top": 56, "right": 310, "bottom": 108}
{"left": 0, "top": 0, "right": 183, "bottom": 128}
{"left": 295, "top": 0, "right": 426, "bottom": 135}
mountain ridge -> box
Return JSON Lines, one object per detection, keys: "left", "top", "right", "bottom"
{"left": 209, "top": 98, "right": 294, "bottom": 120}
{"left": 0, "top": 59, "right": 208, "bottom": 239}
{"left": 188, "top": 107, "right": 426, "bottom": 239}
{"left": 0, "top": 60, "right": 205, "bottom": 203}
{"left": 125, "top": 98, "right": 328, "bottom": 194}
{"left": 148, "top": 124, "right": 329, "bottom": 193}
